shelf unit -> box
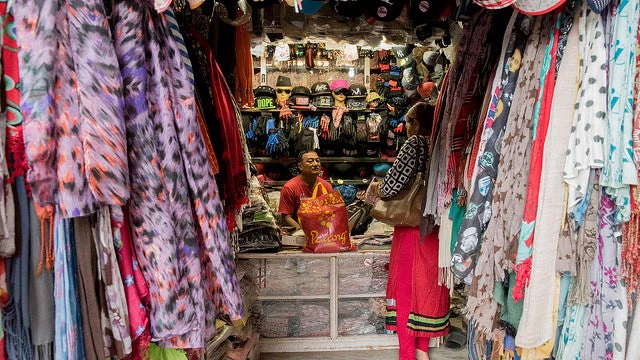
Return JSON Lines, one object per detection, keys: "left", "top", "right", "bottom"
{"left": 240, "top": 108, "right": 381, "bottom": 114}
{"left": 237, "top": 250, "right": 398, "bottom": 352}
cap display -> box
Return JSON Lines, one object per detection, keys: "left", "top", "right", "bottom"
{"left": 366, "top": 91, "right": 384, "bottom": 103}
{"left": 290, "top": 86, "right": 312, "bottom": 109}
{"left": 373, "top": 163, "right": 392, "bottom": 176}
{"left": 367, "top": 0, "right": 406, "bottom": 22}
{"left": 254, "top": 85, "right": 277, "bottom": 109}
{"left": 330, "top": 0, "right": 367, "bottom": 17}
{"left": 346, "top": 84, "right": 368, "bottom": 111}
{"left": 411, "top": 0, "right": 448, "bottom": 23}
{"left": 311, "top": 82, "right": 332, "bottom": 95}
{"left": 330, "top": 79, "right": 350, "bottom": 91}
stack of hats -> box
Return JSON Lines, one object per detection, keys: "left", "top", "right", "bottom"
{"left": 346, "top": 84, "right": 368, "bottom": 110}
{"left": 254, "top": 86, "right": 277, "bottom": 109}
{"left": 311, "top": 82, "right": 334, "bottom": 108}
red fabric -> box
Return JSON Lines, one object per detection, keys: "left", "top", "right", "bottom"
{"left": 190, "top": 31, "right": 249, "bottom": 231}
{"left": 112, "top": 208, "right": 150, "bottom": 360}
{"left": 278, "top": 175, "right": 333, "bottom": 220}
{"left": 395, "top": 232, "right": 431, "bottom": 360}
{"left": 233, "top": 20, "right": 254, "bottom": 108}
{"left": 386, "top": 227, "right": 450, "bottom": 342}
{"left": 513, "top": 22, "right": 561, "bottom": 302}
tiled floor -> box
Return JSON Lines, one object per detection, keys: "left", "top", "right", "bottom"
{"left": 261, "top": 347, "right": 468, "bottom": 360}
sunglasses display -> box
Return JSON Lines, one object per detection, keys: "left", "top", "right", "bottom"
{"left": 333, "top": 88, "right": 348, "bottom": 96}
{"left": 277, "top": 89, "right": 292, "bottom": 94}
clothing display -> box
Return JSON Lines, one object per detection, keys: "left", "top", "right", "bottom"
{"left": 4, "top": 0, "right": 640, "bottom": 358}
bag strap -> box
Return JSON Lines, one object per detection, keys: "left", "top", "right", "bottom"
{"left": 312, "top": 181, "right": 329, "bottom": 198}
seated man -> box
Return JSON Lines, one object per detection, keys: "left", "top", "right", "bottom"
{"left": 278, "top": 150, "right": 333, "bottom": 231}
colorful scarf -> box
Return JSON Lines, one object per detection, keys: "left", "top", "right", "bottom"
{"left": 111, "top": 206, "right": 150, "bottom": 360}
{"left": 582, "top": 192, "right": 618, "bottom": 360}
{"left": 466, "top": 13, "right": 550, "bottom": 341}
{"left": 601, "top": 0, "right": 640, "bottom": 223}
{"left": 451, "top": 13, "right": 530, "bottom": 282}
{"left": 53, "top": 217, "right": 84, "bottom": 360}
{"left": 514, "top": 10, "right": 563, "bottom": 302}
{"left": 437, "top": 9, "right": 495, "bottom": 216}
{"left": 516, "top": 8, "right": 579, "bottom": 348}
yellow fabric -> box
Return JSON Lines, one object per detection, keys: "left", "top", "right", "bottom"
{"left": 519, "top": 274, "right": 561, "bottom": 359}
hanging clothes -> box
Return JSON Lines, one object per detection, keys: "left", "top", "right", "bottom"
{"left": 601, "top": 0, "right": 640, "bottom": 223}
{"left": 516, "top": 5, "right": 579, "bottom": 349}
{"left": 451, "top": 13, "right": 531, "bottom": 282}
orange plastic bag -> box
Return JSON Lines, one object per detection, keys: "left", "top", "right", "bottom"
{"left": 298, "top": 183, "right": 356, "bottom": 253}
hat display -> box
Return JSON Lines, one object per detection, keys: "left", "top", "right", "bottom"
{"left": 254, "top": 86, "right": 277, "bottom": 109}
{"left": 311, "top": 82, "right": 334, "bottom": 108}
{"left": 373, "top": 163, "right": 392, "bottom": 176}
{"left": 417, "top": 81, "right": 435, "bottom": 99}
{"left": 411, "top": 0, "right": 448, "bottom": 23}
{"left": 311, "top": 82, "right": 332, "bottom": 95}
{"left": 367, "top": 0, "right": 406, "bottom": 22}
{"left": 346, "top": 84, "right": 368, "bottom": 111}
{"left": 401, "top": 67, "right": 419, "bottom": 90}
{"left": 366, "top": 91, "right": 384, "bottom": 103}
{"left": 512, "top": 0, "right": 566, "bottom": 15}
{"left": 329, "top": 0, "right": 368, "bottom": 17}
{"left": 290, "top": 86, "right": 312, "bottom": 109}
{"left": 276, "top": 75, "right": 292, "bottom": 88}
{"left": 330, "top": 79, "right": 350, "bottom": 91}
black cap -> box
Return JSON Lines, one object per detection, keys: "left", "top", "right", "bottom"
{"left": 254, "top": 85, "right": 276, "bottom": 97}
{"left": 347, "top": 84, "right": 368, "bottom": 98}
{"left": 292, "top": 86, "right": 311, "bottom": 95}
{"left": 311, "top": 82, "right": 332, "bottom": 96}
{"left": 367, "top": 0, "right": 406, "bottom": 22}
{"left": 330, "top": 0, "right": 367, "bottom": 18}
{"left": 411, "top": 0, "right": 448, "bottom": 24}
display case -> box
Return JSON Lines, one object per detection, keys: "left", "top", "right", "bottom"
{"left": 237, "top": 250, "right": 398, "bottom": 352}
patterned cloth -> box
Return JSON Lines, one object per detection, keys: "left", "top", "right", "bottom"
{"left": 15, "top": 0, "right": 130, "bottom": 218}
{"left": 514, "top": 10, "right": 563, "bottom": 301}
{"left": 53, "top": 217, "right": 84, "bottom": 360}
{"left": 582, "top": 193, "right": 618, "bottom": 360}
{"left": 379, "top": 136, "right": 426, "bottom": 199}
{"left": 564, "top": 3, "right": 608, "bottom": 224}
{"left": 451, "top": 14, "right": 531, "bottom": 282}
{"left": 601, "top": 0, "right": 640, "bottom": 223}
{"left": 466, "top": 13, "right": 550, "bottom": 341}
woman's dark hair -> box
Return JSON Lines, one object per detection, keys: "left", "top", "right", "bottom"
{"left": 405, "top": 102, "right": 434, "bottom": 136}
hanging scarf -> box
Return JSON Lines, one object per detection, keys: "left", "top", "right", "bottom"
{"left": 514, "top": 10, "right": 563, "bottom": 302}
{"left": 437, "top": 9, "right": 495, "bottom": 216}
{"left": 451, "top": 14, "right": 531, "bottom": 282}
{"left": 516, "top": 7, "right": 579, "bottom": 348}
{"left": 466, "top": 13, "right": 550, "bottom": 340}
{"left": 601, "top": 0, "right": 640, "bottom": 223}
{"left": 53, "top": 217, "right": 84, "bottom": 360}
{"left": 110, "top": 206, "right": 150, "bottom": 360}
{"left": 94, "top": 208, "right": 132, "bottom": 357}
{"left": 564, "top": 3, "right": 608, "bottom": 222}
{"left": 233, "top": 20, "right": 254, "bottom": 108}
{"left": 582, "top": 192, "right": 618, "bottom": 360}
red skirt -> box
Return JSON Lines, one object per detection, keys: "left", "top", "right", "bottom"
{"left": 386, "top": 226, "right": 450, "bottom": 338}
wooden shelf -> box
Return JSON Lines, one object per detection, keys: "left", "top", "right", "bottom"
{"left": 252, "top": 157, "right": 393, "bottom": 164}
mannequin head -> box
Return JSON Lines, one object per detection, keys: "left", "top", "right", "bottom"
{"left": 275, "top": 75, "right": 293, "bottom": 106}
{"left": 330, "top": 79, "right": 349, "bottom": 108}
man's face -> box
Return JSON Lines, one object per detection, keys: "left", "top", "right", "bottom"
{"left": 299, "top": 152, "right": 321, "bottom": 177}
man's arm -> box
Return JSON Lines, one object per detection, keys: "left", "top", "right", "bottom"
{"left": 283, "top": 214, "right": 301, "bottom": 230}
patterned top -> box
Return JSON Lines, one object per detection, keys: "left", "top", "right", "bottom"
{"left": 379, "top": 135, "right": 427, "bottom": 199}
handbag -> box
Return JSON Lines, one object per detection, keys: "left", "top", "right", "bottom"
{"left": 370, "top": 171, "right": 427, "bottom": 227}
{"left": 369, "top": 136, "right": 428, "bottom": 227}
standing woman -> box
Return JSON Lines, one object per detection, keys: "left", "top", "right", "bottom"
{"left": 374, "top": 102, "right": 450, "bottom": 360}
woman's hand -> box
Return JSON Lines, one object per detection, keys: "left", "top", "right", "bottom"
{"left": 365, "top": 181, "right": 381, "bottom": 205}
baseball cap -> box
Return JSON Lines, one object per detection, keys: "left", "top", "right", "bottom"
{"left": 367, "top": 0, "right": 406, "bottom": 22}
{"left": 311, "top": 82, "right": 332, "bottom": 95}
{"left": 254, "top": 86, "right": 277, "bottom": 109}
{"left": 330, "top": 79, "right": 350, "bottom": 91}
{"left": 290, "top": 86, "right": 312, "bottom": 109}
